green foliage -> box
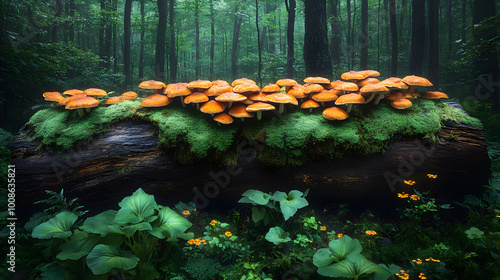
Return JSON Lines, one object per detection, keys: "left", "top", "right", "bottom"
{"left": 181, "top": 258, "right": 223, "bottom": 280}
{"left": 265, "top": 226, "right": 291, "bottom": 245}
{"left": 32, "top": 211, "right": 78, "bottom": 239}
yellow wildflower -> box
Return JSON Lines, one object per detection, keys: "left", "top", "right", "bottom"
{"left": 395, "top": 270, "right": 410, "bottom": 280}
{"left": 425, "top": 257, "right": 440, "bottom": 262}
{"left": 194, "top": 238, "right": 201, "bottom": 245}
{"left": 427, "top": 174, "right": 437, "bottom": 179}
{"left": 337, "top": 233, "right": 343, "bottom": 238}
{"left": 201, "top": 239, "right": 207, "bottom": 245}
{"left": 183, "top": 210, "right": 190, "bottom": 215}
{"left": 225, "top": 231, "right": 232, "bottom": 237}
{"left": 210, "top": 220, "right": 217, "bottom": 226}
{"left": 318, "top": 221, "right": 321, "bottom": 224}
{"left": 398, "top": 192, "right": 409, "bottom": 198}
{"left": 412, "top": 258, "right": 423, "bottom": 264}
{"left": 309, "top": 240, "right": 313, "bottom": 243}
{"left": 365, "top": 230, "right": 377, "bottom": 236}
{"left": 404, "top": 180, "right": 416, "bottom": 185}
{"left": 320, "top": 226, "right": 327, "bottom": 231}
{"left": 410, "top": 194, "right": 421, "bottom": 201}
{"left": 419, "top": 272, "right": 427, "bottom": 279}
{"left": 187, "top": 239, "right": 195, "bottom": 244}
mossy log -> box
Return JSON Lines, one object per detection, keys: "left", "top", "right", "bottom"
{"left": 11, "top": 116, "right": 490, "bottom": 221}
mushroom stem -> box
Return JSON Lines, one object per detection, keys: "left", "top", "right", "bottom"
{"left": 256, "top": 111, "right": 262, "bottom": 120}
{"left": 195, "top": 103, "right": 200, "bottom": 110}
{"left": 180, "top": 98, "right": 187, "bottom": 108}
{"left": 374, "top": 93, "right": 385, "bottom": 105}
{"left": 345, "top": 104, "right": 353, "bottom": 113}
{"left": 364, "top": 93, "right": 376, "bottom": 104}
{"left": 77, "top": 109, "right": 85, "bottom": 117}
{"left": 408, "top": 85, "right": 415, "bottom": 94}
{"left": 309, "top": 108, "right": 313, "bottom": 113}
{"left": 86, "top": 108, "right": 92, "bottom": 113}
{"left": 228, "top": 101, "right": 233, "bottom": 109}
{"left": 278, "top": 104, "right": 285, "bottom": 114}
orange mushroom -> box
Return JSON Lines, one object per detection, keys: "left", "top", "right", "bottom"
{"left": 402, "top": 75, "right": 433, "bottom": 94}
{"left": 335, "top": 93, "right": 365, "bottom": 113}
{"left": 311, "top": 90, "right": 339, "bottom": 106}
{"left": 322, "top": 107, "right": 349, "bottom": 120}
{"left": 246, "top": 102, "right": 276, "bottom": 120}
{"left": 120, "top": 91, "right": 139, "bottom": 100}
{"left": 200, "top": 100, "right": 226, "bottom": 116}
{"left": 105, "top": 96, "right": 123, "bottom": 105}
{"left": 300, "top": 100, "right": 320, "bottom": 113}
{"left": 390, "top": 98, "right": 412, "bottom": 110}
{"left": 360, "top": 84, "right": 389, "bottom": 104}
{"left": 422, "top": 91, "right": 449, "bottom": 100}
{"left": 215, "top": 92, "right": 247, "bottom": 108}
{"left": 62, "top": 89, "right": 84, "bottom": 96}
{"left": 141, "top": 93, "right": 172, "bottom": 108}
{"left": 265, "top": 93, "right": 298, "bottom": 114}
{"left": 184, "top": 92, "right": 209, "bottom": 110}
{"left": 138, "top": 80, "right": 166, "bottom": 95}
{"left": 65, "top": 96, "right": 99, "bottom": 117}
{"left": 213, "top": 113, "right": 233, "bottom": 125}
{"left": 228, "top": 104, "right": 254, "bottom": 121}
{"left": 83, "top": 88, "right": 107, "bottom": 98}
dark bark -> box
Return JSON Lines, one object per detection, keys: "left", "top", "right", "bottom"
{"left": 155, "top": 0, "right": 168, "bottom": 81}
{"left": 447, "top": 0, "right": 452, "bottom": 57}
{"left": 139, "top": 0, "right": 145, "bottom": 79}
{"left": 428, "top": 0, "right": 439, "bottom": 87}
{"left": 98, "top": 0, "right": 105, "bottom": 67}
{"left": 195, "top": 0, "right": 200, "bottom": 79}
{"left": 256, "top": 0, "right": 262, "bottom": 84}
{"left": 360, "top": 0, "right": 368, "bottom": 69}
{"left": 347, "top": 0, "right": 351, "bottom": 69}
{"left": 285, "top": 0, "right": 296, "bottom": 78}
{"left": 231, "top": 14, "right": 243, "bottom": 81}
{"left": 329, "top": 0, "right": 340, "bottom": 67}
{"left": 123, "top": 0, "right": 132, "bottom": 86}
{"left": 389, "top": 0, "right": 398, "bottom": 76}
{"left": 52, "top": 0, "right": 62, "bottom": 42}
{"left": 377, "top": 0, "right": 381, "bottom": 69}
{"left": 409, "top": 0, "right": 425, "bottom": 75}
{"left": 104, "top": 0, "right": 112, "bottom": 69}
{"left": 209, "top": 0, "right": 215, "bottom": 80}
{"left": 169, "top": 0, "right": 177, "bottom": 82}
{"left": 303, "top": 0, "right": 332, "bottom": 77}
{"left": 112, "top": 0, "right": 117, "bottom": 74}
{"left": 400, "top": 0, "right": 407, "bottom": 40}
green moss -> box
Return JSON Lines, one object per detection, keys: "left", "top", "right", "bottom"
{"left": 22, "top": 97, "right": 483, "bottom": 166}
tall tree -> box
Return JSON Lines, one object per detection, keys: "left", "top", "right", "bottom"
{"left": 98, "top": 0, "right": 105, "bottom": 67}
{"left": 169, "top": 0, "right": 177, "bottom": 82}
{"left": 68, "top": 0, "right": 75, "bottom": 42}
{"left": 377, "top": 0, "right": 381, "bottom": 69}
{"left": 155, "top": 0, "right": 168, "bottom": 81}
{"left": 285, "top": 0, "right": 296, "bottom": 77}
{"left": 123, "top": 0, "right": 132, "bottom": 86}
{"left": 104, "top": 0, "right": 113, "bottom": 69}
{"left": 194, "top": 0, "right": 200, "bottom": 79}
{"left": 209, "top": 0, "right": 215, "bottom": 80}
{"left": 346, "top": 0, "right": 351, "bottom": 69}
{"left": 473, "top": 0, "right": 499, "bottom": 109}
{"left": 52, "top": 0, "right": 62, "bottom": 42}
{"left": 446, "top": 0, "right": 452, "bottom": 57}
{"left": 231, "top": 12, "right": 243, "bottom": 80}
{"left": 360, "top": 0, "right": 368, "bottom": 69}
{"left": 329, "top": 0, "right": 341, "bottom": 68}
{"left": 255, "top": 0, "right": 262, "bottom": 84}
{"left": 427, "top": 0, "right": 439, "bottom": 86}
{"left": 303, "top": 0, "right": 332, "bottom": 77}
{"left": 139, "top": 0, "right": 145, "bottom": 79}
{"left": 409, "top": 0, "right": 425, "bottom": 75}
{"left": 461, "top": 0, "right": 467, "bottom": 41}
{"left": 389, "top": 0, "right": 398, "bottom": 76}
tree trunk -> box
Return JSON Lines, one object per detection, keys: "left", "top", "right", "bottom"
{"left": 473, "top": 0, "right": 499, "bottom": 109}
{"left": 104, "top": 0, "right": 112, "bottom": 70}
{"left": 169, "top": 0, "right": 177, "bottom": 82}
{"left": 139, "top": 0, "right": 145, "bottom": 80}
{"left": 155, "top": 0, "right": 168, "bottom": 81}
{"left": 428, "top": 0, "right": 439, "bottom": 87}
{"left": 377, "top": 0, "right": 381, "bottom": 69}
{"left": 231, "top": 13, "right": 243, "bottom": 81}
{"left": 303, "top": 0, "right": 332, "bottom": 77}
{"left": 112, "top": 0, "right": 118, "bottom": 74}
{"left": 347, "top": 0, "right": 351, "bottom": 69}
{"left": 68, "top": 0, "right": 75, "bottom": 42}
{"left": 400, "top": 0, "right": 407, "bottom": 40}
{"left": 447, "top": 0, "right": 452, "bottom": 57}
{"left": 256, "top": 0, "right": 262, "bottom": 84}
{"left": 52, "top": 0, "right": 62, "bottom": 42}
{"left": 123, "top": 0, "right": 132, "bottom": 86}
{"left": 195, "top": 0, "right": 200, "bottom": 79}
{"left": 285, "top": 0, "right": 296, "bottom": 78}
{"left": 99, "top": 0, "right": 105, "bottom": 68}
{"left": 461, "top": 0, "right": 466, "bottom": 41}
{"left": 209, "top": 0, "right": 215, "bottom": 80}
{"left": 351, "top": 0, "right": 357, "bottom": 69}
{"left": 389, "top": 0, "right": 398, "bottom": 76}
{"left": 409, "top": 0, "right": 425, "bottom": 75}
{"left": 329, "top": 0, "right": 340, "bottom": 68}
{"left": 266, "top": 3, "right": 277, "bottom": 54}
{"left": 360, "top": 0, "right": 368, "bottom": 69}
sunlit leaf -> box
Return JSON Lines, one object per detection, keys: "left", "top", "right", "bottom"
{"left": 86, "top": 244, "right": 139, "bottom": 275}
{"left": 114, "top": 188, "right": 158, "bottom": 224}
{"left": 32, "top": 211, "right": 78, "bottom": 239}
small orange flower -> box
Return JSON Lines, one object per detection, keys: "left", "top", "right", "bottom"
{"left": 201, "top": 239, "right": 207, "bottom": 245}
{"left": 365, "top": 230, "right": 377, "bottom": 236}
{"left": 225, "top": 231, "right": 232, "bottom": 237}
{"left": 410, "top": 194, "right": 421, "bottom": 201}
{"left": 318, "top": 221, "right": 321, "bottom": 224}
{"left": 210, "top": 220, "right": 217, "bottom": 225}
{"left": 398, "top": 192, "right": 409, "bottom": 198}
{"left": 183, "top": 210, "right": 190, "bottom": 215}
{"left": 337, "top": 233, "right": 343, "bottom": 238}
{"left": 320, "top": 226, "right": 327, "bottom": 231}
{"left": 419, "top": 272, "right": 427, "bottom": 279}
{"left": 404, "top": 180, "right": 416, "bottom": 185}
{"left": 425, "top": 257, "right": 440, "bottom": 262}
{"left": 194, "top": 238, "right": 201, "bottom": 245}
{"left": 412, "top": 258, "right": 423, "bottom": 264}
{"left": 427, "top": 174, "right": 437, "bottom": 179}
{"left": 395, "top": 270, "right": 410, "bottom": 280}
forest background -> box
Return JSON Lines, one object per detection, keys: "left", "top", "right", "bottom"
{"left": 0, "top": 0, "right": 498, "bottom": 133}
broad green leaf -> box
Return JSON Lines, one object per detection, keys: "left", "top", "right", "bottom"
{"left": 81, "top": 210, "right": 123, "bottom": 236}
{"left": 114, "top": 188, "right": 158, "bottom": 224}
{"left": 265, "top": 226, "right": 291, "bottom": 245}
{"left": 32, "top": 211, "right": 78, "bottom": 239}
{"left": 122, "top": 222, "right": 152, "bottom": 237}
{"left": 251, "top": 207, "right": 267, "bottom": 223}
{"left": 313, "top": 248, "right": 335, "bottom": 267}
{"left": 57, "top": 230, "right": 100, "bottom": 261}
{"left": 317, "top": 253, "right": 392, "bottom": 280}
{"left": 328, "top": 235, "right": 362, "bottom": 262}
{"left": 39, "top": 263, "right": 67, "bottom": 280}
{"left": 148, "top": 206, "right": 192, "bottom": 239}
{"left": 273, "top": 190, "right": 309, "bottom": 220}
{"left": 239, "top": 189, "right": 272, "bottom": 205}
{"left": 86, "top": 244, "right": 139, "bottom": 275}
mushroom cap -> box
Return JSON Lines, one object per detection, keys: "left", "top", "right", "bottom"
{"left": 358, "top": 70, "right": 380, "bottom": 77}
{"left": 303, "top": 84, "right": 324, "bottom": 94}
{"left": 215, "top": 92, "right": 247, "bottom": 103}
{"left": 261, "top": 84, "right": 281, "bottom": 93}
{"left": 211, "top": 80, "right": 230, "bottom": 86}
{"left": 287, "top": 85, "right": 308, "bottom": 99}
{"left": 265, "top": 93, "right": 298, "bottom": 105}
{"left": 229, "top": 104, "right": 254, "bottom": 118}
{"left": 304, "top": 77, "right": 330, "bottom": 84}
{"left": 402, "top": 75, "right": 433, "bottom": 87}
{"left": 311, "top": 90, "right": 339, "bottom": 103}
{"left": 390, "top": 98, "right": 413, "bottom": 109}
{"left": 341, "top": 71, "right": 366, "bottom": 80}
{"left": 214, "top": 113, "right": 233, "bottom": 124}
{"left": 249, "top": 92, "right": 269, "bottom": 102}
{"left": 167, "top": 84, "right": 192, "bottom": 98}
{"left": 403, "top": 92, "right": 415, "bottom": 99}
{"left": 246, "top": 102, "right": 276, "bottom": 112}
{"left": 141, "top": 93, "right": 172, "bottom": 107}
{"left": 384, "top": 92, "right": 405, "bottom": 100}
{"left": 378, "top": 80, "right": 402, "bottom": 89}
{"left": 380, "top": 77, "right": 403, "bottom": 84}
{"left": 105, "top": 96, "right": 123, "bottom": 104}
{"left": 63, "top": 89, "right": 85, "bottom": 96}
{"left": 65, "top": 96, "right": 100, "bottom": 110}
{"left": 139, "top": 80, "right": 166, "bottom": 89}
{"left": 333, "top": 81, "right": 359, "bottom": 92}
{"left": 233, "top": 83, "right": 260, "bottom": 94}
{"left": 422, "top": 91, "right": 449, "bottom": 99}
{"left": 356, "top": 77, "right": 380, "bottom": 87}
{"left": 335, "top": 93, "right": 365, "bottom": 105}
{"left": 360, "top": 84, "right": 390, "bottom": 93}
{"left": 184, "top": 92, "right": 209, "bottom": 104}
{"left": 187, "top": 80, "right": 212, "bottom": 90}
{"left": 121, "top": 91, "right": 139, "bottom": 100}
{"left": 242, "top": 99, "right": 255, "bottom": 105}
{"left": 84, "top": 88, "right": 107, "bottom": 97}
{"left": 276, "top": 78, "right": 298, "bottom": 87}
{"left": 59, "top": 94, "right": 86, "bottom": 105}
{"left": 300, "top": 100, "right": 320, "bottom": 109}
{"left": 232, "top": 78, "right": 256, "bottom": 86}
{"left": 43, "top": 92, "right": 65, "bottom": 102}
{"left": 165, "top": 82, "right": 186, "bottom": 93}
{"left": 204, "top": 84, "right": 233, "bottom": 97}
{"left": 200, "top": 100, "right": 226, "bottom": 114}
{"left": 322, "top": 107, "right": 349, "bottom": 120}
